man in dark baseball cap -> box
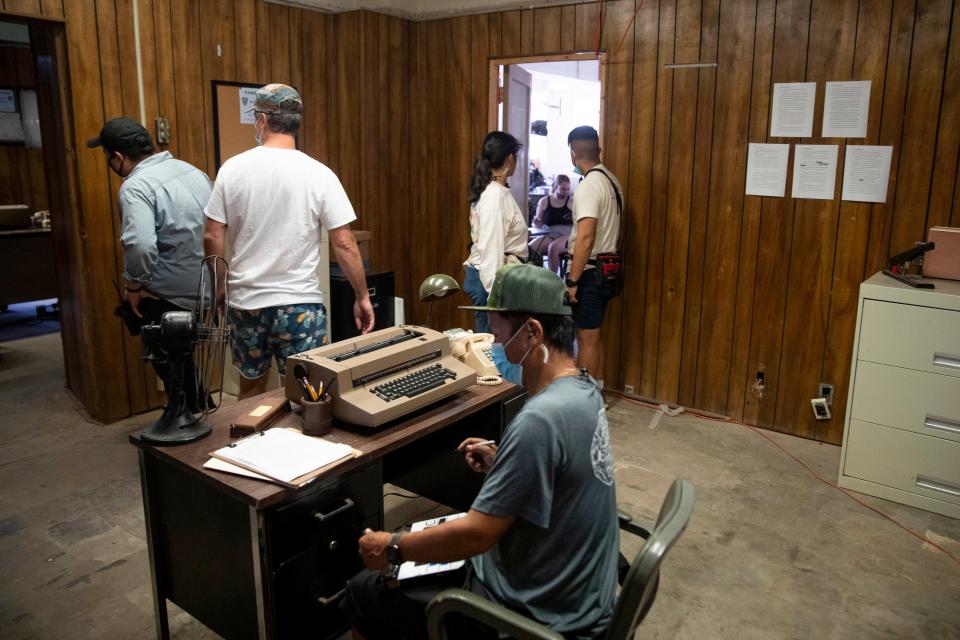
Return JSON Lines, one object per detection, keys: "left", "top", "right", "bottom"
{"left": 86, "top": 117, "right": 155, "bottom": 168}
{"left": 88, "top": 115, "right": 213, "bottom": 413}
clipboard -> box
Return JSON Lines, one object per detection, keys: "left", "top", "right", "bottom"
{"left": 210, "top": 427, "right": 360, "bottom": 488}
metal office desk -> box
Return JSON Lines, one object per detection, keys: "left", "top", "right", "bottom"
{"left": 130, "top": 383, "right": 525, "bottom": 640}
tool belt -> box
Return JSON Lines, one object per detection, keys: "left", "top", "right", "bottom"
{"left": 589, "top": 253, "right": 623, "bottom": 299}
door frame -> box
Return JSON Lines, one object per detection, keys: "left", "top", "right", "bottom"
{"left": 487, "top": 52, "right": 608, "bottom": 135}
{"left": 1, "top": 11, "right": 89, "bottom": 410}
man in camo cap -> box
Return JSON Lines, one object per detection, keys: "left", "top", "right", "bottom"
{"left": 204, "top": 83, "right": 374, "bottom": 399}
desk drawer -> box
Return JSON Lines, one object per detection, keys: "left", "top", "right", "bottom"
{"left": 851, "top": 361, "right": 960, "bottom": 443}
{"left": 858, "top": 300, "right": 960, "bottom": 377}
{"left": 268, "top": 462, "right": 381, "bottom": 564}
{"left": 273, "top": 519, "right": 365, "bottom": 640}
{"left": 844, "top": 420, "right": 960, "bottom": 506}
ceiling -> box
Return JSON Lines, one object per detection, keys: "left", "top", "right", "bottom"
{"left": 267, "top": 0, "right": 575, "bottom": 20}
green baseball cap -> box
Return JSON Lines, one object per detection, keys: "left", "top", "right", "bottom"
{"left": 460, "top": 264, "right": 572, "bottom": 316}
{"left": 253, "top": 83, "right": 303, "bottom": 115}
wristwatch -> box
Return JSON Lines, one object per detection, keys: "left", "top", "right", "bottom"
{"left": 565, "top": 276, "right": 579, "bottom": 287}
{"left": 387, "top": 531, "right": 403, "bottom": 565}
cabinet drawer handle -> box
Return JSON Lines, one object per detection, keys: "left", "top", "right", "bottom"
{"left": 317, "top": 586, "right": 346, "bottom": 606}
{"left": 313, "top": 497, "right": 355, "bottom": 523}
{"left": 915, "top": 475, "right": 960, "bottom": 498}
{"left": 924, "top": 415, "right": 960, "bottom": 435}
{"left": 933, "top": 352, "right": 960, "bottom": 371}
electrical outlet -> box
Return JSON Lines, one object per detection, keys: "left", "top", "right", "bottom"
{"left": 818, "top": 382, "right": 834, "bottom": 406}
{"left": 810, "top": 398, "right": 831, "bottom": 420}
{"left": 623, "top": 384, "right": 635, "bottom": 395}
{"left": 155, "top": 116, "right": 170, "bottom": 145}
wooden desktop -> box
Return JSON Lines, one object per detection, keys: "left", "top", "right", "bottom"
{"left": 130, "top": 382, "right": 525, "bottom": 640}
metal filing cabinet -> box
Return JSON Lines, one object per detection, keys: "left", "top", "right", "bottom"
{"left": 329, "top": 270, "right": 395, "bottom": 343}
{"left": 839, "top": 272, "right": 960, "bottom": 519}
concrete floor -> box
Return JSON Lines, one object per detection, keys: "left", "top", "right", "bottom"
{"left": 1, "top": 333, "right": 958, "bottom": 639}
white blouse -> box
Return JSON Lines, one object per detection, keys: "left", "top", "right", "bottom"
{"left": 464, "top": 182, "right": 529, "bottom": 292}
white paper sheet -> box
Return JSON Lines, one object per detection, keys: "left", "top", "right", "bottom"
{"left": 211, "top": 427, "right": 355, "bottom": 484}
{"left": 823, "top": 80, "right": 871, "bottom": 138}
{"left": 841, "top": 145, "right": 893, "bottom": 203}
{"left": 745, "top": 143, "right": 790, "bottom": 197}
{"left": 239, "top": 87, "right": 259, "bottom": 124}
{"left": 791, "top": 144, "right": 838, "bottom": 200}
{"left": 770, "top": 82, "right": 816, "bottom": 138}
{"left": 203, "top": 456, "right": 274, "bottom": 482}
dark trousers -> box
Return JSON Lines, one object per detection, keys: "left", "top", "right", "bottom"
{"left": 340, "top": 565, "right": 500, "bottom": 640}
{"left": 117, "top": 297, "right": 208, "bottom": 414}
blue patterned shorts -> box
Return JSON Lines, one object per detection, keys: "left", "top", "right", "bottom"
{"left": 227, "top": 303, "right": 327, "bottom": 378}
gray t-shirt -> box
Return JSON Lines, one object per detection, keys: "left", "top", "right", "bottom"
{"left": 470, "top": 373, "right": 619, "bottom": 639}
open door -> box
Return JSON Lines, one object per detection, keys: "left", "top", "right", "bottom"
{"left": 503, "top": 64, "right": 531, "bottom": 222}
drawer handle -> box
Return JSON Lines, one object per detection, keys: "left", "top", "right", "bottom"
{"left": 933, "top": 352, "right": 960, "bottom": 371}
{"left": 924, "top": 415, "right": 960, "bottom": 435}
{"left": 313, "top": 497, "right": 355, "bottom": 523}
{"left": 915, "top": 475, "right": 960, "bottom": 498}
{"left": 317, "top": 586, "right": 346, "bottom": 606}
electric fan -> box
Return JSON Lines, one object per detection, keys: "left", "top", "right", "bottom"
{"left": 138, "top": 256, "right": 231, "bottom": 445}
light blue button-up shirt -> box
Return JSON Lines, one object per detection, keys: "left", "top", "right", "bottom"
{"left": 118, "top": 151, "right": 212, "bottom": 309}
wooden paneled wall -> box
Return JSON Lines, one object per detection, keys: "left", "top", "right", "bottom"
{"left": 0, "top": 44, "right": 48, "bottom": 213}
{"left": 4, "top": 0, "right": 958, "bottom": 442}
{"left": 410, "top": 0, "right": 960, "bottom": 444}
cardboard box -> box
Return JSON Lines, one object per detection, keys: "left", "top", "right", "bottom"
{"left": 331, "top": 229, "right": 370, "bottom": 266}
{"left": 922, "top": 227, "right": 960, "bottom": 280}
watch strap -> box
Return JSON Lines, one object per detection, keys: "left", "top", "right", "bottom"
{"left": 388, "top": 531, "right": 403, "bottom": 564}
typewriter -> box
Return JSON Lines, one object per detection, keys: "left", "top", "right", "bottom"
{"left": 285, "top": 325, "right": 477, "bottom": 427}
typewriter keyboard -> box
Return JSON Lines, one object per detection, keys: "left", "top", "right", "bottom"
{"left": 370, "top": 363, "right": 457, "bottom": 402}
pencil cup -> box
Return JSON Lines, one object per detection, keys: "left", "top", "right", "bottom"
{"left": 301, "top": 397, "right": 332, "bottom": 436}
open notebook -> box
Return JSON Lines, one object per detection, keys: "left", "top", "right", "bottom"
{"left": 208, "top": 427, "right": 358, "bottom": 488}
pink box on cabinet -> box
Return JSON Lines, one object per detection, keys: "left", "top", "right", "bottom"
{"left": 922, "top": 227, "right": 960, "bottom": 280}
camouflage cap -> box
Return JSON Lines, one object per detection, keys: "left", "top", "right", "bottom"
{"left": 253, "top": 83, "right": 303, "bottom": 115}
{"left": 460, "top": 263, "right": 572, "bottom": 316}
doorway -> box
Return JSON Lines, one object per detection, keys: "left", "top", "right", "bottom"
{"left": 0, "top": 20, "right": 60, "bottom": 342}
{"left": 490, "top": 54, "right": 605, "bottom": 224}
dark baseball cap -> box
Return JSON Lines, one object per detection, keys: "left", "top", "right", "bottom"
{"left": 460, "top": 264, "right": 572, "bottom": 316}
{"left": 86, "top": 117, "right": 154, "bottom": 154}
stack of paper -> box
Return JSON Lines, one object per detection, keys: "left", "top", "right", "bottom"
{"left": 205, "top": 428, "right": 357, "bottom": 487}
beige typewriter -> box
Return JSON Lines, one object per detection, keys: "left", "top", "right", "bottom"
{"left": 285, "top": 325, "right": 477, "bottom": 427}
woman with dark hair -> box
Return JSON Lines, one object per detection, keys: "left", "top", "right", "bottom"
{"left": 529, "top": 174, "right": 573, "bottom": 274}
{"left": 462, "top": 131, "right": 529, "bottom": 334}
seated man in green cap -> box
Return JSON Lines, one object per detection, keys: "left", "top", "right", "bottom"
{"left": 341, "top": 263, "right": 620, "bottom": 640}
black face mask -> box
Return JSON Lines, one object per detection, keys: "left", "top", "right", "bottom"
{"left": 108, "top": 153, "right": 126, "bottom": 177}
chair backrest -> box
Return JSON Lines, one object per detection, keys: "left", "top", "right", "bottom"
{"left": 605, "top": 478, "right": 694, "bottom": 640}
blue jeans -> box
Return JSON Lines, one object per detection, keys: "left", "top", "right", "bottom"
{"left": 463, "top": 265, "right": 490, "bottom": 334}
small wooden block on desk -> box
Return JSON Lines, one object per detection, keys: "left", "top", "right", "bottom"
{"left": 230, "top": 396, "right": 291, "bottom": 436}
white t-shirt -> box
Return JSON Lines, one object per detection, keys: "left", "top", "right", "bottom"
{"left": 464, "top": 182, "right": 529, "bottom": 292}
{"left": 567, "top": 164, "right": 622, "bottom": 266}
{"left": 204, "top": 147, "right": 357, "bottom": 310}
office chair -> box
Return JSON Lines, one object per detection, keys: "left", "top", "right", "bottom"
{"left": 426, "top": 478, "right": 695, "bottom": 640}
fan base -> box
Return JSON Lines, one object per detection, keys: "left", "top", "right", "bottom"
{"left": 141, "top": 403, "right": 211, "bottom": 446}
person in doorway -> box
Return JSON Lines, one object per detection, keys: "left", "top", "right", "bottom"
{"left": 529, "top": 174, "right": 573, "bottom": 274}
{"left": 204, "top": 83, "right": 374, "bottom": 400}
{"left": 341, "top": 263, "right": 619, "bottom": 640}
{"left": 462, "top": 131, "right": 529, "bottom": 336}
{"left": 564, "top": 126, "right": 623, "bottom": 390}
{"left": 87, "top": 117, "right": 211, "bottom": 413}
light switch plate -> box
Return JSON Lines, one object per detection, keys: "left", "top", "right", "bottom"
{"left": 810, "top": 397, "right": 831, "bottom": 420}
